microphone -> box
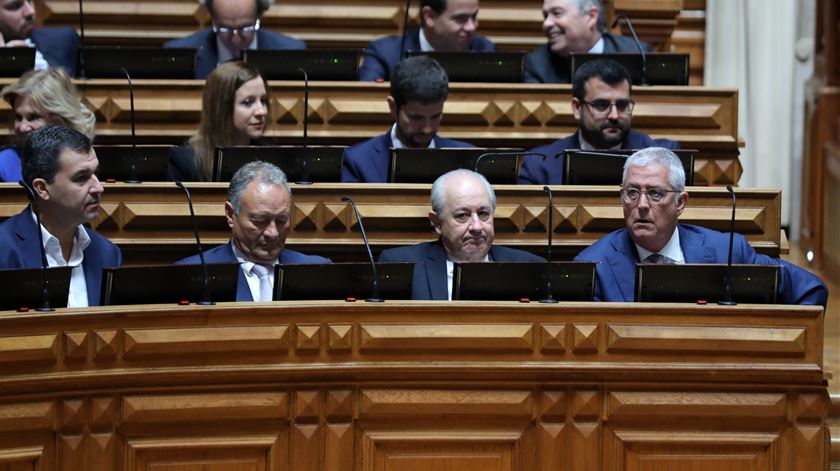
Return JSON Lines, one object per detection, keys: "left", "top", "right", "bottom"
{"left": 175, "top": 181, "right": 213, "bottom": 305}
{"left": 540, "top": 186, "right": 557, "bottom": 304}
{"left": 18, "top": 180, "right": 53, "bottom": 311}
{"left": 296, "top": 67, "right": 312, "bottom": 185}
{"left": 611, "top": 15, "right": 648, "bottom": 86}
{"left": 121, "top": 67, "right": 140, "bottom": 184}
{"left": 399, "top": 0, "right": 412, "bottom": 59}
{"left": 473, "top": 151, "right": 550, "bottom": 174}
{"left": 718, "top": 184, "right": 737, "bottom": 305}
{"left": 341, "top": 196, "right": 383, "bottom": 302}
{"left": 76, "top": 0, "right": 86, "bottom": 79}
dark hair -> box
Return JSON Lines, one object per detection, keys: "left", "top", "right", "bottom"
{"left": 21, "top": 125, "right": 92, "bottom": 186}
{"left": 201, "top": 0, "right": 272, "bottom": 16}
{"left": 420, "top": 0, "right": 447, "bottom": 15}
{"left": 571, "top": 58, "right": 632, "bottom": 100}
{"left": 390, "top": 55, "right": 449, "bottom": 108}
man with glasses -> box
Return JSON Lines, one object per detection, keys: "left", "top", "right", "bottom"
{"left": 573, "top": 147, "right": 827, "bottom": 305}
{"left": 518, "top": 58, "right": 676, "bottom": 185}
{"left": 165, "top": 0, "right": 304, "bottom": 79}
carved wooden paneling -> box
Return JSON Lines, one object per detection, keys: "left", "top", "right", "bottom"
{"left": 122, "top": 325, "right": 290, "bottom": 358}
{"left": 359, "top": 323, "right": 534, "bottom": 351}
{"left": 606, "top": 324, "right": 808, "bottom": 355}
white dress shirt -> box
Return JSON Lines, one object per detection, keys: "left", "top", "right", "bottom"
{"left": 390, "top": 123, "right": 437, "bottom": 149}
{"left": 634, "top": 227, "right": 685, "bottom": 264}
{"left": 231, "top": 242, "right": 277, "bottom": 301}
{"left": 34, "top": 215, "right": 91, "bottom": 308}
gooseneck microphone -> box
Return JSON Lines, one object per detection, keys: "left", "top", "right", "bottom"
{"left": 297, "top": 67, "right": 312, "bottom": 185}
{"left": 719, "top": 184, "right": 737, "bottom": 305}
{"left": 540, "top": 186, "right": 557, "bottom": 304}
{"left": 611, "top": 15, "right": 647, "bottom": 86}
{"left": 399, "top": 0, "right": 412, "bottom": 59}
{"left": 175, "top": 181, "right": 213, "bottom": 305}
{"left": 77, "top": 0, "right": 87, "bottom": 79}
{"left": 341, "top": 196, "right": 383, "bottom": 302}
{"left": 473, "top": 151, "right": 550, "bottom": 174}
{"left": 121, "top": 67, "right": 140, "bottom": 183}
{"left": 18, "top": 180, "right": 53, "bottom": 311}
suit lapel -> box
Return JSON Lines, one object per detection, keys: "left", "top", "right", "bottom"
{"left": 221, "top": 243, "right": 254, "bottom": 302}
{"left": 373, "top": 133, "right": 392, "bottom": 182}
{"left": 80, "top": 228, "right": 102, "bottom": 305}
{"left": 14, "top": 208, "right": 43, "bottom": 269}
{"left": 423, "top": 242, "right": 449, "bottom": 300}
{"left": 679, "top": 225, "right": 716, "bottom": 263}
{"left": 605, "top": 230, "right": 638, "bottom": 301}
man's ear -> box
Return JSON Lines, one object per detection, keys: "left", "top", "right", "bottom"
{"left": 224, "top": 201, "right": 236, "bottom": 229}
{"left": 571, "top": 97, "right": 582, "bottom": 120}
{"left": 584, "top": 6, "right": 600, "bottom": 31}
{"left": 421, "top": 5, "right": 438, "bottom": 29}
{"left": 31, "top": 178, "right": 49, "bottom": 201}
{"left": 675, "top": 191, "right": 689, "bottom": 216}
{"left": 428, "top": 210, "right": 443, "bottom": 236}
{"left": 387, "top": 96, "right": 398, "bottom": 119}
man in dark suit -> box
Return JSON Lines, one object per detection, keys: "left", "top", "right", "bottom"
{"left": 524, "top": 0, "right": 649, "bottom": 83}
{"left": 0, "top": 125, "right": 122, "bottom": 307}
{"left": 164, "top": 0, "right": 305, "bottom": 79}
{"left": 380, "top": 169, "right": 543, "bottom": 300}
{"left": 0, "top": 0, "right": 79, "bottom": 75}
{"left": 358, "top": 0, "right": 494, "bottom": 82}
{"left": 177, "top": 161, "right": 328, "bottom": 302}
{"left": 519, "top": 58, "right": 677, "bottom": 185}
{"left": 343, "top": 55, "right": 473, "bottom": 183}
{"left": 574, "top": 147, "right": 827, "bottom": 305}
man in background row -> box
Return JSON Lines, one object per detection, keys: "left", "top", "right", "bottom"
{"left": 165, "top": 0, "right": 305, "bottom": 79}
{"left": 524, "top": 0, "right": 649, "bottom": 83}
{"left": 0, "top": 0, "right": 79, "bottom": 75}
{"left": 359, "top": 0, "right": 494, "bottom": 82}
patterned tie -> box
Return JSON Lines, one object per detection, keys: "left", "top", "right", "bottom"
{"left": 250, "top": 264, "right": 274, "bottom": 302}
{"left": 644, "top": 253, "right": 676, "bottom": 264}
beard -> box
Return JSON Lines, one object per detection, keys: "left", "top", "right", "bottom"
{"left": 579, "top": 119, "right": 631, "bottom": 149}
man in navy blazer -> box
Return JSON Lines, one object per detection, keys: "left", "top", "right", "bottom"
{"left": 380, "top": 169, "right": 543, "bottom": 300}
{"left": 358, "top": 0, "right": 494, "bottom": 82}
{"left": 520, "top": 58, "right": 677, "bottom": 185}
{"left": 164, "top": 0, "right": 305, "bottom": 79}
{"left": 177, "top": 161, "right": 328, "bottom": 302}
{"left": 574, "top": 147, "right": 828, "bottom": 305}
{"left": 343, "top": 55, "right": 474, "bottom": 183}
{"left": 0, "top": 126, "right": 122, "bottom": 307}
{"left": 524, "top": 0, "right": 651, "bottom": 83}
{"left": 0, "top": 1, "right": 79, "bottom": 75}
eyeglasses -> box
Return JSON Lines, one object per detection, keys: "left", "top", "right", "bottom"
{"left": 213, "top": 18, "right": 260, "bottom": 37}
{"left": 581, "top": 99, "right": 635, "bottom": 115}
{"left": 620, "top": 186, "right": 678, "bottom": 205}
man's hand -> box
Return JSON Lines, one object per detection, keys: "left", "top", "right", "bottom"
{"left": 0, "top": 31, "right": 31, "bottom": 48}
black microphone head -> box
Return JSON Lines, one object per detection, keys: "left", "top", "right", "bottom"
{"left": 726, "top": 184, "right": 734, "bottom": 194}
{"left": 611, "top": 15, "right": 622, "bottom": 29}
{"left": 542, "top": 185, "right": 550, "bottom": 192}
{"left": 175, "top": 181, "right": 186, "bottom": 190}
{"left": 298, "top": 67, "right": 308, "bottom": 81}
{"left": 340, "top": 196, "right": 351, "bottom": 203}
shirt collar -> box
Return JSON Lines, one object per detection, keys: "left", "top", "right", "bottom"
{"left": 230, "top": 240, "right": 277, "bottom": 271}
{"left": 389, "top": 123, "right": 436, "bottom": 149}
{"left": 588, "top": 35, "right": 605, "bottom": 53}
{"left": 634, "top": 226, "right": 684, "bottom": 263}
{"left": 30, "top": 212, "right": 90, "bottom": 265}
{"left": 215, "top": 32, "right": 259, "bottom": 65}
{"left": 418, "top": 28, "right": 434, "bottom": 52}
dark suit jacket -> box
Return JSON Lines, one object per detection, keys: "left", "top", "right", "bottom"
{"left": 379, "top": 240, "right": 544, "bottom": 300}
{"left": 358, "top": 29, "right": 496, "bottom": 81}
{"left": 31, "top": 27, "right": 80, "bottom": 77}
{"left": 177, "top": 241, "right": 330, "bottom": 301}
{"left": 523, "top": 32, "right": 650, "bottom": 84}
{"left": 341, "top": 132, "right": 474, "bottom": 183}
{"left": 573, "top": 224, "right": 828, "bottom": 305}
{"left": 164, "top": 28, "right": 306, "bottom": 79}
{"left": 518, "top": 130, "right": 679, "bottom": 185}
{"left": 167, "top": 144, "right": 200, "bottom": 182}
{"left": 0, "top": 208, "right": 122, "bottom": 306}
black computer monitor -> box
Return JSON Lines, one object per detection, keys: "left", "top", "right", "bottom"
{"left": 275, "top": 263, "right": 414, "bottom": 301}
{"left": 0, "top": 47, "right": 34, "bottom": 77}
{"left": 82, "top": 47, "right": 196, "bottom": 79}
{"left": 452, "top": 261, "right": 596, "bottom": 301}
{"left": 405, "top": 51, "right": 525, "bottom": 82}
{"left": 213, "top": 145, "right": 345, "bottom": 182}
{"left": 95, "top": 145, "right": 171, "bottom": 182}
{"left": 100, "top": 263, "right": 240, "bottom": 306}
{"left": 570, "top": 53, "right": 690, "bottom": 86}
{"left": 635, "top": 264, "right": 780, "bottom": 304}
{"left": 242, "top": 49, "right": 362, "bottom": 80}
{"left": 389, "top": 148, "right": 522, "bottom": 184}
{"left": 0, "top": 266, "right": 72, "bottom": 311}
{"left": 562, "top": 149, "right": 695, "bottom": 185}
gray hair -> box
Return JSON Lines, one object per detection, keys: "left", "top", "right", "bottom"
{"left": 430, "top": 169, "right": 496, "bottom": 215}
{"left": 574, "top": 0, "right": 606, "bottom": 31}
{"left": 623, "top": 147, "right": 686, "bottom": 193}
{"left": 227, "top": 161, "right": 291, "bottom": 214}
{"left": 201, "top": 0, "right": 274, "bottom": 16}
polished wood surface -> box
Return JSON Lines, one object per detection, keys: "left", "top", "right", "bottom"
{"left": 0, "top": 80, "right": 743, "bottom": 185}
{"left": 0, "top": 301, "right": 829, "bottom": 470}
{"left": 0, "top": 183, "right": 783, "bottom": 264}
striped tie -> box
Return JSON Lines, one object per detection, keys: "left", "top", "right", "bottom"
{"left": 250, "top": 264, "right": 274, "bottom": 302}
{"left": 644, "top": 253, "right": 676, "bottom": 264}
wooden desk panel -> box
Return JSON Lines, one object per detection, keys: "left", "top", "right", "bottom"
{"left": 0, "top": 183, "right": 783, "bottom": 264}
{"left": 0, "top": 302, "right": 828, "bottom": 470}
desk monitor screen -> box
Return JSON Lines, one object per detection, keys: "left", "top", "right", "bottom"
{"left": 563, "top": 149, "right": 695, "bottom": 186}
{"left": 389, "top": 148, "right": 522, "bottom": 184}
{"left": 453, "top": 261, "right": 596, "bottom": 301}
{"left": 95, "top": 145, "right": 171, "bottom": 182}
{"left": 82, "top": 47, "right": 196, "bottom": 79}
{"left": 100, "top": 263, "right": 240, "bottom": 306}
{"left": 243, "top": 49, "right": 361, "bottom": 80}
{"left": 405, "top": 51, "right": 525, "bottom": 82}
{"left": 0, "top": 266, "right": 72, "bottom": 311}
{"left": 213, "top": 145, "right": 345, "bottom": 182}
{"left": 635, "top": 263, "right": 780, "bottom": 304}
{"left": 0, "top": 47, "right": 34, "bottom": 77}
{"left": 570, "top": 53, "right": 689, "bottom": 86}
{"left": 276, "top": 263, "right": 414, "bottom": 301}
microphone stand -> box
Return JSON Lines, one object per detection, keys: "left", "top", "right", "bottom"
{"left": 297, "top": 67, "right": 312, "bottom": 185}
{"left": 77, "top": 0, "right": 87, "bottom": 79}
{"left": 718, "top": 185, "right": 737, "bottom": 305}
{"left": 540, "top": 186, "right": 557, "bottom": 304}
{"left": 175, "top": 181, "right": 214, "bottom": 305}
{"left": 18, "top": 181, "right": 53, "bottom": 311}
{"left": 341, "top": 196, "right": 383, "bottom": 302}
{"left": 399, "top": 0, "right": 412, "bottom": 59}
{"left": 611, "top": 15, "right": 648, "bottom": 86}
{"left": 121, "top": 67, "right": 140, "bottom": 183}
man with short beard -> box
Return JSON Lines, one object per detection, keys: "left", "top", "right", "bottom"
{"left": 518, "top": 58, "right": 677, "bottom": 185}
{"left": 0, "top": 0, "right": 80, "bottom": 75}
